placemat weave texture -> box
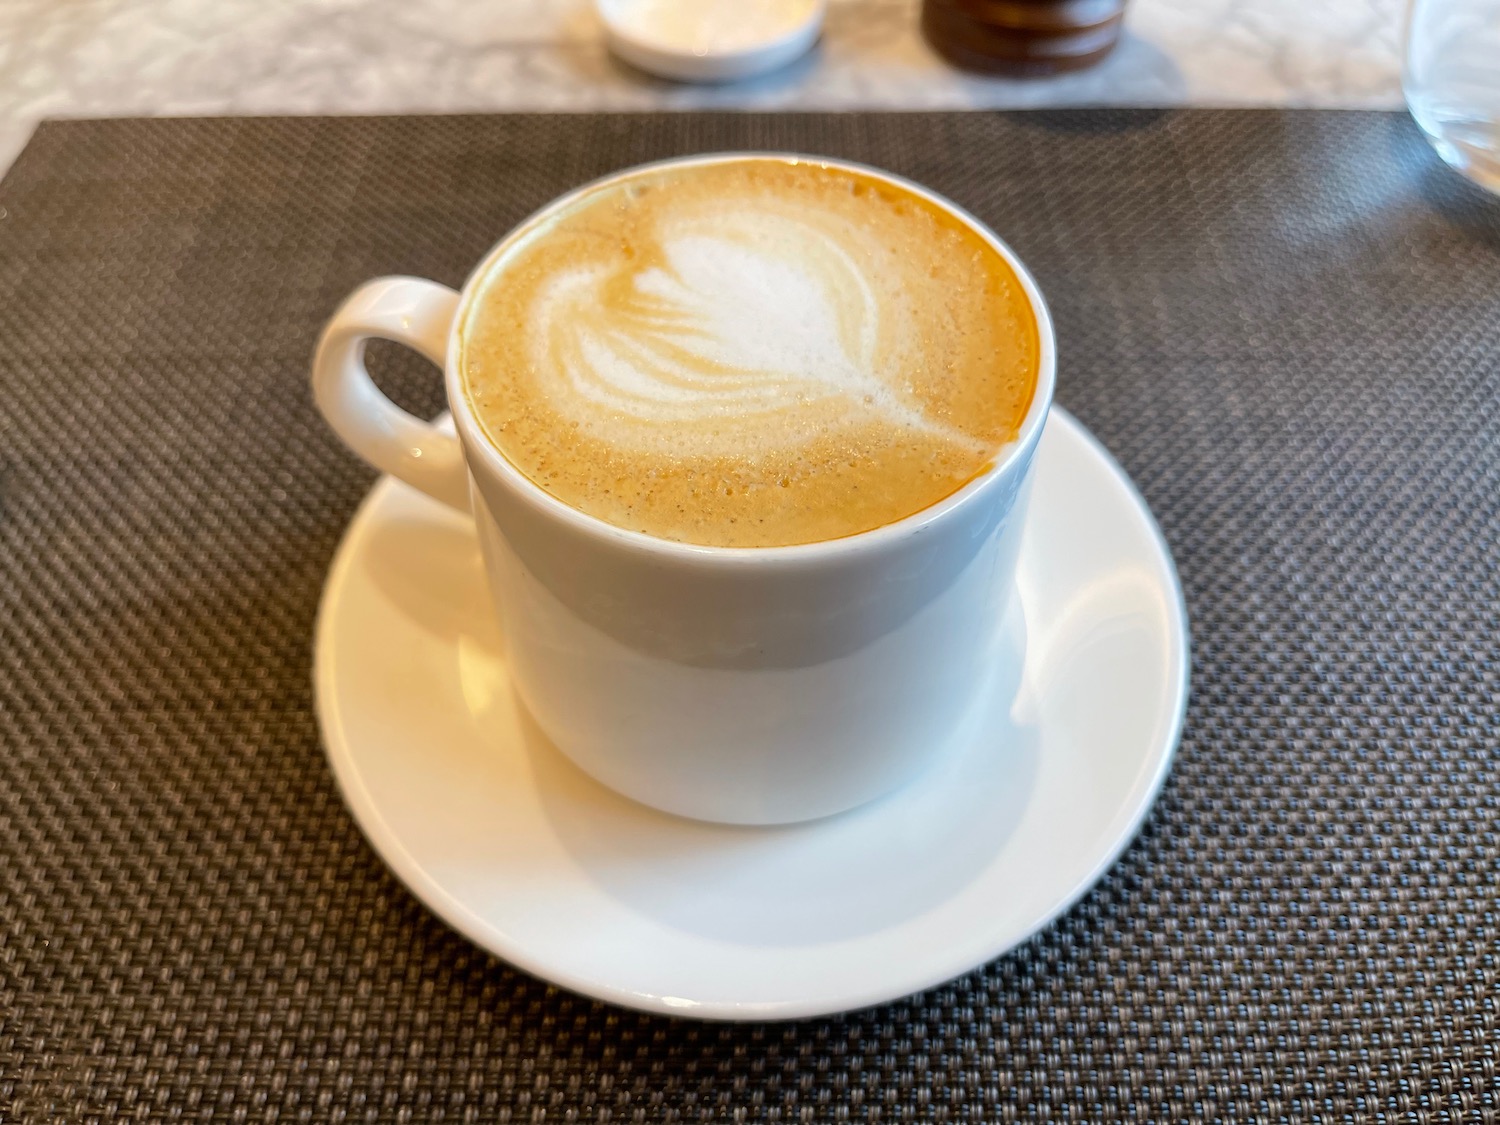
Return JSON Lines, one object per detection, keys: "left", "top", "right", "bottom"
{"left": 2, "top": 111, "right": 1499, "bottom": 1123}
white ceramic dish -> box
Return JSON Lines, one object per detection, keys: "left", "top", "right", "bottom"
{"left": 313, "top": 407, "right": 1190, "bottom": 1021}
{"left": 596, "top": 0, "right": 825, "bottom": 83}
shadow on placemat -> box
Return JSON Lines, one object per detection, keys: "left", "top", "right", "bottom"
{"left": 1, "top": 110, "right": 1498, "bottom": 1123}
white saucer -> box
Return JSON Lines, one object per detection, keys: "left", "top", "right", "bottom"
{"left": 314, "top": 408, "right": 1189, "bottom": 1021}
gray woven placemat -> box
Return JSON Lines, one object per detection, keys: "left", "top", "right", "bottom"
{"left": 2, "top": 110, "right": 1498, "bottom": 1123}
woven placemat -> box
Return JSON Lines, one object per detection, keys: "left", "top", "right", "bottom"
{"left": 2, "top": 110, "right": 1498, "bottom": 1123}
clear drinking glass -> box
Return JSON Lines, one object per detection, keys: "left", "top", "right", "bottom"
{"left": 1404, "top": 0, "right": 1500, "bottom": 194}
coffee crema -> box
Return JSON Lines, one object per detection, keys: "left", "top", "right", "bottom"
{"left": 459, "top": 158, "right": 1039, "bottom": 548}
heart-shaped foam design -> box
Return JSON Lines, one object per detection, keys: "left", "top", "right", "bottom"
{"left": 528, "top": 204, "right": 972, "bottom": 459}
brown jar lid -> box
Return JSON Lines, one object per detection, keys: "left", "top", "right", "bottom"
{"left": 922, "top": 0, "right": 1125, "bottom": 76}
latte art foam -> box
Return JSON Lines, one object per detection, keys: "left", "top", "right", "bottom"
{"left": 534, "top": 205, "right": 980, "bottom": 459}
{"left": 461, "top": 159, "right": 1039, "bottom": 547}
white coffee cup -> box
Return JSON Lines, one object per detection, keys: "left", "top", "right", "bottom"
{"left": 312, "top": 154, "right": 1055, "bottom": 825}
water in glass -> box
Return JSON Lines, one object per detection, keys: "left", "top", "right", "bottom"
{"left": 1404, "top": 0, "right": 1500, "bottom": 194}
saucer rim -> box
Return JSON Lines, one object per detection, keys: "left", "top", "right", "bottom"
{"left": 313, "top": 406, "right": 1190, "bottom": 1021}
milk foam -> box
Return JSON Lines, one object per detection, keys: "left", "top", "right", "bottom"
{"left": 460, "top": 159, "right": 1039, "bottom": 548}
{"left": 530, "top": 206, "right": 978, "bottom": 459}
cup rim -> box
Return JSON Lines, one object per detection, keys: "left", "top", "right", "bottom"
{"left": 446, "top": 151, "right": 1057, "bottom": 564}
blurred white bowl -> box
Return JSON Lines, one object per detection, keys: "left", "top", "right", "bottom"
{"left": 597, "top": 0, "right": 825, "bottom": 83}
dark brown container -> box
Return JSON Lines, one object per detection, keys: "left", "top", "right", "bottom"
{"left": 922, "top": 0, "right": 1126, "bottom": 76}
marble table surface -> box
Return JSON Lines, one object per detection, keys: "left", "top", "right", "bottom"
{"left": 0, "top": 0, "right": 1406, "bottom": 175}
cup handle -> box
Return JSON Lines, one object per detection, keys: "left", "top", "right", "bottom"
{"left": 312, "top": 276, "right": 470, "bottom": 512}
